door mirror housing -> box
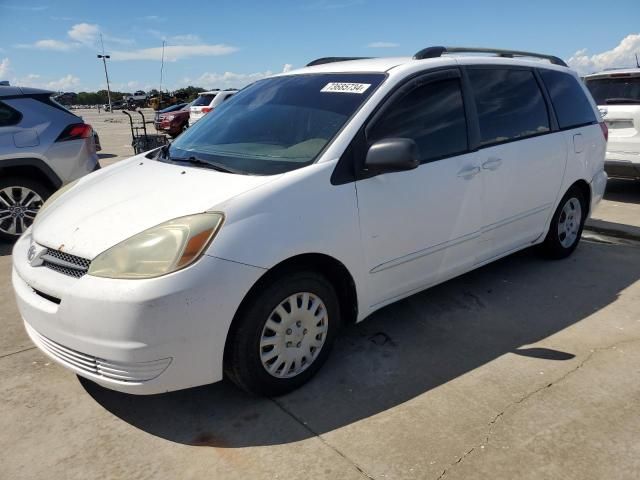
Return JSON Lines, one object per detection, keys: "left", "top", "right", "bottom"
{"left": 364, "top": 138, "right": 419, "bottom": 174}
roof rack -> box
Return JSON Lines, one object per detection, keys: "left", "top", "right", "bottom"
{"left": 413, "top": 46, "right": 567, "bottom": 67}
{"left": 306, "top": 56, "right": 372, "bottom": 67}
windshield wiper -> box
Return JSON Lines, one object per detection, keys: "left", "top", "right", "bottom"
{"left": 170, "top": 155, "right": 241, "bottom": 174}
{"left": 604, "top": 98, "right": 640, "bottom": 105}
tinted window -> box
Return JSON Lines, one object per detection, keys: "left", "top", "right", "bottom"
{"left": 168, "top": 73, "right": 385, "bottom": 175}
{"left": 540, "top": 69, "right": 597, "bottom": 128}
{"left": 193, "top": 94, "right": 216, "bottom": 106}
{"left": 469, "top": 69, "right": 550, "bottom": 146}
{"left": 0, "top": 101, "right": 21, "bottom": 126}
{"left": 585, "top": 76, "right": 640, "bottom": 105}
{"left": 369, "top": 78, "right": 468, "bottom": 162}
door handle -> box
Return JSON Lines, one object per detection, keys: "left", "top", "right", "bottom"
{"left": 482, "top": 157, "right": 503, "bottom": 171}
{"left": 457, "top": 165, "right": 481, "bottom": 179}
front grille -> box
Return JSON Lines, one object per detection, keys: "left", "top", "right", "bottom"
{"left": 42, "top": 249, "right": 91, "bottom": 278}
{"left": 26, "top": 324, "right": 172, "bottom": 383}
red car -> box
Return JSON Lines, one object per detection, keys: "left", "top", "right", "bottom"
{"left": 155, "top": 102, "right": 191, "bottom": 137}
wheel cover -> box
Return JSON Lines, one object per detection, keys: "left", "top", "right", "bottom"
{"left": 259, "top": 292, "right": 329, "bottom": 379}
{"left": 0, "top": 186, "right": 43, "bottom": 236}
{"left": 557, "top": 197, "right": 582, "bottom": 248}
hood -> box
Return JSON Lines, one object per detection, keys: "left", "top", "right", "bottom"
{"left": 33, "top": 156, "right": 278, "bottom": 259}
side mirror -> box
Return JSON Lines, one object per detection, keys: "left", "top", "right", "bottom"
{"left": 364, "top": 138, "right": 419, "bottom": 174}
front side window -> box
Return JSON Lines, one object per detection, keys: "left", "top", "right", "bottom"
{"left": 368, "top": 77, "right": 468, "bottom": 163}
{"left": 541, "top": 69, "right": 598, "bottom": 128}
{"left": 469, "top": 68, "right": 550, "bottom": 147}
{"left": 168, "top": 73, "right": 385, "bottom": 175}
{"left": 585, "top": 75, "right": 640, "bottom": 106}
{"left": 0, "top": 101, "right": 22, "bottom": 126}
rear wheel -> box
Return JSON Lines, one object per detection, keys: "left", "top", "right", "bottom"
{"left": 539, "top": 186, "right": 587, "bottom": 259}
{"left": 0, "top": 177, "right": 51, "bottom": 241}
{"left": 224, "top": 271, "right": 340, "bottom": 396}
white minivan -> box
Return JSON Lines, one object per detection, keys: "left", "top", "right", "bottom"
{"left": 12, "top": 47, "right": 607, "bottom": 396}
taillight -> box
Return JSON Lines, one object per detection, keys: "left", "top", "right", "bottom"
{"left": 201, "top": 107, "right": 213, "bottom": 114}
{"left": 56, "top": 123, "right": 92, "bottom": 142}
{"left": 599, "top": 122, "right": 608, "bottom": 141}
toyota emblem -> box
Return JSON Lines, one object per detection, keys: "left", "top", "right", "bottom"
{"left": 27, "top": 245, "right": 36, "bottom": 262}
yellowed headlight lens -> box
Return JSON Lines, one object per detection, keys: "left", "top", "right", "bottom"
{"left": 88, "top": 213, "right": 224, "bottom": 279}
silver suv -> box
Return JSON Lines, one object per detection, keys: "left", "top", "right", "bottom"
{"left": 0, "top": 86, "right": 99, "bottom": 240}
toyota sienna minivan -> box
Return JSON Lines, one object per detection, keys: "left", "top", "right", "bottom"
{"left": 12, "top": 47, "right": 607, "bottom": 396}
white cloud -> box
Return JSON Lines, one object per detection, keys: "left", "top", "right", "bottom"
{"left": 11, "top": 73, "right": 81, "bottom": 91}
{"left": 0, "top": 4, "right": 47, "bottom": 11}
{"left": 0, "top": 58, "right": 10, "bottom": 78}
{"left": 181, "top": 70, "right": 274, "bottom": 90}
{"left": 282, "top": 63, "right": 293, "bottom": 73}
{"left": 67, "top": 23, "right": 100, "bottom": 46}
{"left": 568, "top": 33, "right": 640, "bottom": 75}
{"left": 169, "top": 34, "right": 201, "bottom": 45}
{"left": 17, "top": 39, "right": 77, "bottom": 51}
{"left": 143, "top": 15, "right": 166, "bottom": 22}
{"left": 111, "top": 44, "right": 238, "bottom": 61}
{"left": 367, "top": 41, "right": 399, "bottom": 48}
{"left": 46, "top": 74, "right": 81, "bottom": 91}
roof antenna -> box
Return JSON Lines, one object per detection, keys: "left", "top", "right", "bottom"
{"left": 636, "top": 53, "right": 640, "bottom": 68}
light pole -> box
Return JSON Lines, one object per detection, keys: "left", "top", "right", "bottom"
{"left": 97, "top": 34, "right": 112, "bottom": 112}
{"left": 97, "top": 54, "right": 112, "bottom": 113}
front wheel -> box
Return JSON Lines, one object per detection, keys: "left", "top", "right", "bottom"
{"left": 0, "top": 177, "right": 51, "bottom": 241}
{"left": 539, "top": 186, "right": 587, "bottom": 259}
{"left": 224, "top": 271, "right": 340, "bottom": 396}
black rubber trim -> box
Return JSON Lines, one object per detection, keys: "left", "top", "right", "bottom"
{"left": 33, "top": 289, "right": 61, "bottom": 305}
{"left": 0, "top": 158, "right": 63, "bottom": 189}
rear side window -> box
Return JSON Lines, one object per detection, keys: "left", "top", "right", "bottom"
{"left": 468, "top": 68, "right": 550, "bottom": 147}
{"left": 585, "top": 75, "right": 640, "bottom": 105}
{"left": 540, "top": 70, "right": 597, "bottom": 129}
{"left": 0, "top": 101, "right": 22, "bottom": 126}
{"left": 193, "top": 94, "right": 216, "bottom": 106}
{"left": 368, "top": 78, "right": 468, "bottom": 163}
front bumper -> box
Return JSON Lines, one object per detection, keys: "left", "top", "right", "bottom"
{"left": 12, "top": 231, "right": 265, "bottom": 394}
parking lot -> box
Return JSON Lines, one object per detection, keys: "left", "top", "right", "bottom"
{"left": 1, "top": 114, "right": 640, "bottom": 479}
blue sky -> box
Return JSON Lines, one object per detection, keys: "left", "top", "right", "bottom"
{"left": 1, "top": 0, "right": 639, "bottom": 92}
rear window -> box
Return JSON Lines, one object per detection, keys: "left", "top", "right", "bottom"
{"left": 192, "top": 94, "right": 216, "bottom": 107}
{"left": 0, "top": 101, "right": 22, "bottom": 126}
{"left": 585, "top": 75, "right": 640, "bottom": 105}
{"left": 540, "top": 70, "right": 597, "bottom": 129}
{"left": 468, "top": 68, "right": 550, "bottom": 147}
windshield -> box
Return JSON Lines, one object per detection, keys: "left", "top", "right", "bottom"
{"left": 192, "top": 94, "right": 217, "bottom": 106}
{"left": 585, "top": 76, "right": 640, "bottom": 105}
{"left": 167, "top": 73, "right": 385, "bottom": 175}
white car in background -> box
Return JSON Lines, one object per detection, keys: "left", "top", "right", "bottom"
{"left": 13, "top": 47, "right": 606, "bottom": 397}
{"left": 584, "top": 68, "right": 640, "bottom": 180}
{"left": 189, "top": 89, "right": 237, "bottom": 124}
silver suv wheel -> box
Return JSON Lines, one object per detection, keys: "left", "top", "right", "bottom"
{"left": 0, "top": 186, "right": 43, "bottom": 237}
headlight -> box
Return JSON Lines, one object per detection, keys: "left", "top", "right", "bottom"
{"left": 88, "top": 213, "right": 224, "bottom": 279}
{"left": 36, "top": 179, "right": 79, "bottom": 219}
{"left": 166, "top": 115, "right": 175, "bottom": 121}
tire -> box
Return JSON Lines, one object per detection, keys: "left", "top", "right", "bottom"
{"left": 0, "top": 177, "right": 52, "bottom": 242}
{"left": 539, "top": 186, "right": 587, "bottom": 259}
{"left": 224, "top": 271, "right": 341, "bottom": 396}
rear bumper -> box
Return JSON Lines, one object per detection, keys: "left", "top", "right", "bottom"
{"left": 590, "top": 169, "right": 608, "bottom": 215}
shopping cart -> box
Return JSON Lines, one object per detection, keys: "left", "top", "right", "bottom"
{"left": 122, "top": 110, "right": 168, "bottom": 155}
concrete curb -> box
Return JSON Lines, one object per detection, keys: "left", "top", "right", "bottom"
{"left": 585, "top": 219, "right": 640, "bottom": 242}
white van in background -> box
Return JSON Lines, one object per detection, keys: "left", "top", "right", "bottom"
{"left": 584, "top": 69, "right": 640, "bottom": 180}
{"left": 189, "top": 89, "right": 237, "bottom": 124}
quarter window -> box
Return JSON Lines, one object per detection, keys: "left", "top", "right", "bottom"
{"left": 468, "top": 68, "right": 550, "bottom": 147}
{"left": 541, "top": 69, "right": 598, "bottom": 128}
{"left": 368, "top": 77, "right": 468, "bottom": 163}
{"left": 0, "top": 101, "right": 21, "bottom": 127}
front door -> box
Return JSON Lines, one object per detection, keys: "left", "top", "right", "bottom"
{"left": 355, "top": 69, "right": 483, "bottom": 309}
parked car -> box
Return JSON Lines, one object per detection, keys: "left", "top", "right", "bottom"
{"left": 584, "top": 68, "right": 640, "bottom": 180}
{"left": 189, "top": 89, "right": 237, "bottom": 124}
{"left": 12, "top": 47, "right": 606, "bottom": 397}
{"left": 155, "top": 102, "right": 191, "bottom": 137}
{"left": 103, "top": 100, "right": 126, "bottom": 112}
{"left": 0, "top": 86, "right": 99, "bottom": 240}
